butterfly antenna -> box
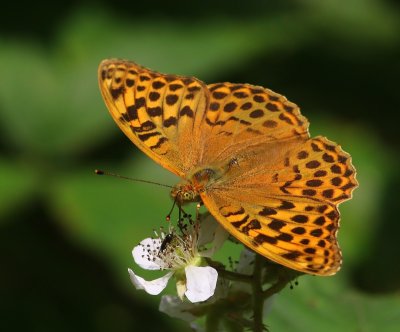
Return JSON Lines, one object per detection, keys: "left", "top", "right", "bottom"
{"left": 166, "top": 195, "right": 178, "bottom": 221}
{"left": 94, "top": 169, "right": 173, "bottom": 189}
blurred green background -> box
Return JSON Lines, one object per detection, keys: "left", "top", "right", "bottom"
{"left": 1, "top": 0, "right": 399, "bottom": 331}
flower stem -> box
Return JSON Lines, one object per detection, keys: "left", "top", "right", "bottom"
{"left": 252, "top": 254, "right": 264, "bottom": 332}
{"left": 217, "top": 268, "right": 253, "bottom": 283}
{"left": 205, "top": 304, "right": 223, "bottom": 332}
{"left": 262, "top": 275, "right": 290, "bottom": 300}
{"left": 224, "top": 317, "right": 245, "bottom": 332}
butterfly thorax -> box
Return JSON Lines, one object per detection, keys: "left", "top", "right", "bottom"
{"left": 171, "top": 167, "right": 219, "bottom": 205}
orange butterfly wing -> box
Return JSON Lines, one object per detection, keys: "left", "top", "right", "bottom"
{"left": 200, "top": 135, "right": 357, "bottom": 275}
{"left": 99, "top": 59, "right": 358, "bottom": 276}
{"left": 194, "top": 82, "right": 357, "bottom": 275}
{"left": 98, "top": 59, "right": 208, "bottom": 177}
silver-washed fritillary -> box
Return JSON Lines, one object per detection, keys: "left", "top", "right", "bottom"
{"left": 98, "top": 59, "right": 358, "bottom": 276}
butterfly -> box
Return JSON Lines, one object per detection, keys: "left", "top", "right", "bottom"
{"left": 98, "top": 59, "right": 358, "bottom": 276}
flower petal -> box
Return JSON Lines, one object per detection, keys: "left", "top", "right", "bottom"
{"left": 132, "top": 237, "right": 163, "bottom": 270}
{"left": 197, "top": 214, "right": 218, "bottom": 246}
{"left": 128, "top": 268, "right": 172, "bottom": 295}
{"left": 198, "top": 215, "right": 229, "bottom": 257}
{"left": 184, "top": 265, "right": 218, "bottom": 303}
{"left": 230, "top": 249, "right": 255, "bottom": 293}
{"left": 190, "top": 323, "right": 205, "bottom": 332}
{"left": 209, "top": 223, "right": 229, "bottom": 254}
{"left": 159, "top": 295, "right": 198, "bottom": 322}
{"left": 236, "top": 248, "right": 256, "bottom": 275}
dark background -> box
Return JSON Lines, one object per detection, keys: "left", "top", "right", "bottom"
{"left": 1, "top": 0, "right": 399, "bottom": 331}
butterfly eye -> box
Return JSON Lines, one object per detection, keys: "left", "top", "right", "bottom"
{"left": 183, "top": 192, "right": 193, "bottom": 200}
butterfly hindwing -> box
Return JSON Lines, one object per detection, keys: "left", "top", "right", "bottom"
{"left": 201, "top": 191, "right": 342, "bottom": 275}
{"left": 200, "top": 135, "right": 357, "bottom": 275}
{"left": 270, "top": 136, "right": 358, "bottom": 204}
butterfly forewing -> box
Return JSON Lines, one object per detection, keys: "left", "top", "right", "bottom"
{"left": 198, "top": 83, "right": 310, "bottom": 165}
{"left": 98, "top": 59, "right": 208, "bottom": 177}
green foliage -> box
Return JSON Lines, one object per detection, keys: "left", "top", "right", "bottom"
{"left": 270, "top": 275, "right": 400, "bottom": 332}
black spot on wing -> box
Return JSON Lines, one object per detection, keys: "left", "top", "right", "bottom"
{"left": 127, "top": 105, "right": 138, "bottom": 120}
{"left": 180, "top": 106, "right": 194, "bottom": 117}
{"left": 111, "top": 87, "right": 125, "bottom": 99}
{"left": 138, "top": 131, "right": 161, "bottom": 142}
{"left": 164, "top": 117, "right": 177, "bottom": 128}
{"left": 149, "top": 137, "right": 168, "bottom": 151}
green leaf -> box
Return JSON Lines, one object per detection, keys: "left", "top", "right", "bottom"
{"left": 0, "top": 158, "right": 38, "bottom": 221}
{"left": 48, "top": 152, "right": 179, "bottom": 283}
{"left": 0, "top": 43, "right": 110, "bottom": 158}
{"left": 268, "top": 275, "right": 400, "bottom": 332}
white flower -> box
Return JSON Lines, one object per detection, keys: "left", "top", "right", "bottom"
{"left": 159, "top": 295, "right": 199, "bottom": 322}
{"left": 159, "top": 274, "right": 229, "bottom": 322}
{"left": 159, "top": 295, "right": 207, "bottom": 331}
{"left": 128, "top": 214, "right": 228, "bottom": 303}
{"left": 236, "top": 248, "right": 257, "bottom": 276}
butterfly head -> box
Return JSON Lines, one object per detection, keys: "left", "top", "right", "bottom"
{"left": 171, "top": 183, "right": 201, "bottom": 206}
{"left": 171, "top": 167, "right": 219, "bottom": 205}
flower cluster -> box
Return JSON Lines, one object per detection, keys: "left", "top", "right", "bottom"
{"left": 127, "top": 213, "right": 297, "bottom": 331}
{"left": 128, "top": 214, "right": 228, "bottom": 302}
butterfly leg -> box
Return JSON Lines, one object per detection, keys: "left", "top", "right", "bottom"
{"left": 195, "top": 201, "right": 204, "bottom": 222}
{"left": 177, "top": 205, "right": 192, "bottom": 232}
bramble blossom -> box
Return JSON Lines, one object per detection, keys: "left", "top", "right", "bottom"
{"left": 128, "top": 214, "right": 228, "bottom": 303}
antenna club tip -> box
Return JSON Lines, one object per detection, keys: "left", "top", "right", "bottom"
{"left": 95, "top": 169, "right": 104, "bottom": 175}
{"left": 166, "top": 216, "right": 171, "bottom": 222}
